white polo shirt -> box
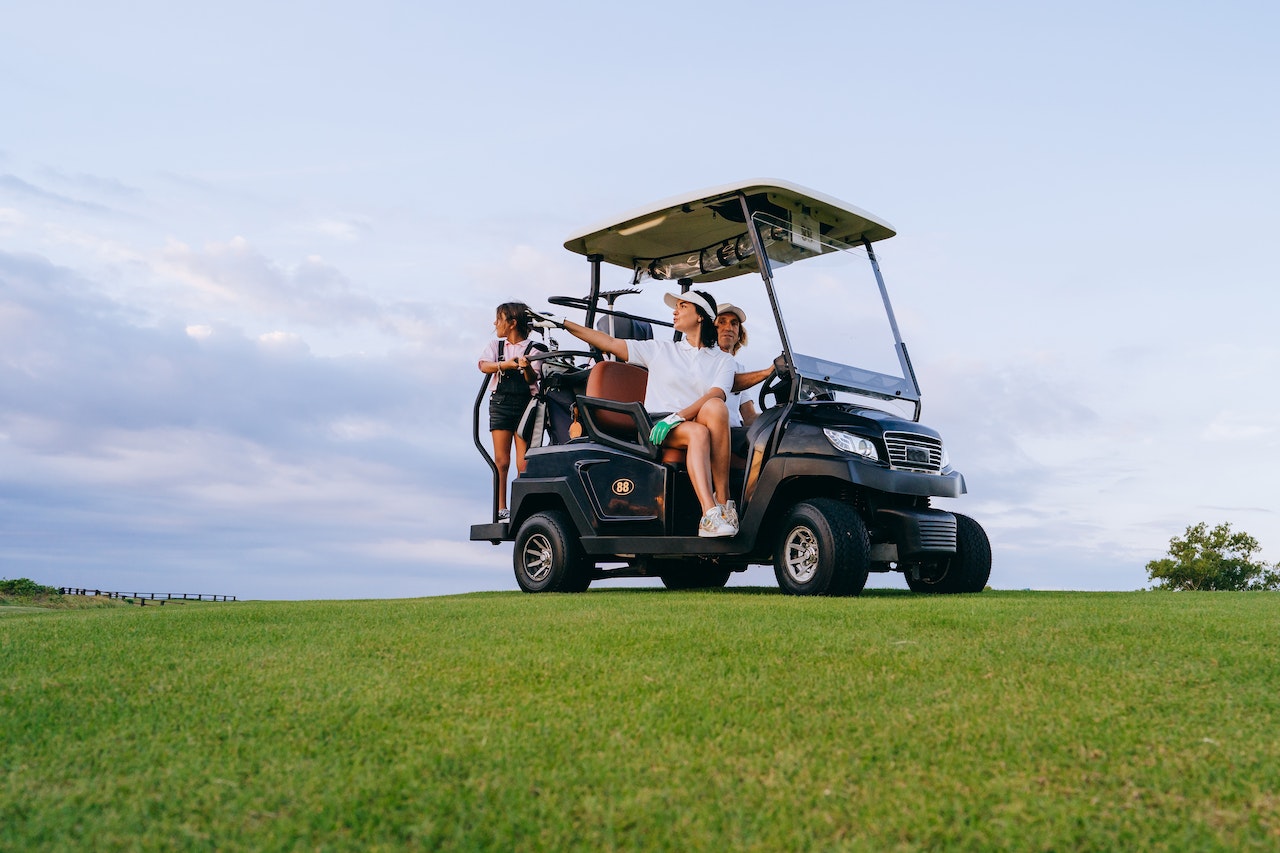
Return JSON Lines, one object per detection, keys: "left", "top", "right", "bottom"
{"left": 725, "top": 356, "right": 747, "bottom": 427}
{"left": 626, "top": 338, "right": 735, "bottom": 414}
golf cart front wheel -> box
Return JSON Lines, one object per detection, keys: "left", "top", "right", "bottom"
{"left": 904, "top": 513, "right": 991, "bottom": 594}
{"left": 773, "top": 499, "right": 870, "bottom": 596}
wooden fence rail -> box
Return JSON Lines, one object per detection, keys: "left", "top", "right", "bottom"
{"left": 59, "top": 588, "right": 236, "bottom": 605}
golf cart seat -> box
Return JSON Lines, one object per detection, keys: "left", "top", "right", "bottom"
{"left": 579, "top": 360, "right": 747, "bottom": 469}
{"left": 579, "top": 361, "right": 686, "bottom": 465}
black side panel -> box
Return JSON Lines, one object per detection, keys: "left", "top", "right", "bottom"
{"left": 874, "top": 508, "right": 957, "bottom": 560}
{"left": 576, "top": 456, "right": 666, "bottom": 532}
{"left": 514, "top": 444, "right": 671, "bottom": 538}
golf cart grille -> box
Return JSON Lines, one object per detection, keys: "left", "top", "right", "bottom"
{"left": 917, "top": 515, "right": 958, "bottom": 550}
{"left": 884, "top": 432, "right": 944, "bottom": 473}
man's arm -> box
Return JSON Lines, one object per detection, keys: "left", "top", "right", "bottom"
{"left": 732, "top": 364, "right": 775, "bottom": 393}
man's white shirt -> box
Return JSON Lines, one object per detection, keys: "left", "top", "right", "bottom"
{"left": 725, "top": 356, "right": 747, "bottom": 427}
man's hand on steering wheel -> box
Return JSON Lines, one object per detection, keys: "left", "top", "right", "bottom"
{"left": 759, "top": 352, "right": 793, "bottom": 410}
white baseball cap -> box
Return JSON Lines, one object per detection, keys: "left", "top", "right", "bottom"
{"left": 715, "top": 302, "right": 747, "bottom": 324}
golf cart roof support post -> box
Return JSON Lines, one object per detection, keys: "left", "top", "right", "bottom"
{"left": 863, "top": 237, "right": 922, "bottom": 404}
{"left": 673, "top": 277, "right": 693, "bottom": 343}
{"left": 471, "top": 373, "right": 503, "bottom": 522}
{"left": 586, "top": 253, "right": 604, "bottom": 357}
{"left": 738, "top": 191, "right": 795, "bottom": 373}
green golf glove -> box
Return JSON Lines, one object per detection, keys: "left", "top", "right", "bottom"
{"left": 648, "top": 413, "right": 685, "bottom": 445}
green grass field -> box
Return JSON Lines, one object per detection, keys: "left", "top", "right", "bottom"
{"left": 3, "top": 589, "right": 1279, "bottom": 850}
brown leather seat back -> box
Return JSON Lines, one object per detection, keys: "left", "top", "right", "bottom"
{"left": 582, "top": 360, "right": 690, "bottom": 465}
{"left": 584, "top": 361, "right": 648, "bottom": 437}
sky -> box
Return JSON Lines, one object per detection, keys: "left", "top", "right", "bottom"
{"left": 2, "top": 1, "right": 1277, "bottom": 599}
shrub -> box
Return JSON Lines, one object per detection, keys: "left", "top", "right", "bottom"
{"left": 0, "top": 577, "right": 63, "bottom": 598}
{"left": 1147, "top": 522, "right": 1280, "bottom": 591}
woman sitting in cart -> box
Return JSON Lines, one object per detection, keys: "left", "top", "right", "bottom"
{"left": 531, "top": 289, "right": 739, "bottom": 538}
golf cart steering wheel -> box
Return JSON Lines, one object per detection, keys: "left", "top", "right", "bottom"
{"left": 758, "top": 356, "right": 792, "bottom": 410}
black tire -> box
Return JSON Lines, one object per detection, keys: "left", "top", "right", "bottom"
{"left": 773, "top": 499, "right": 870, "bottom": 596}
{"left": 659, "top": 562, "right": 732, "bottom": 590}
{"left": 512, "top": 511, "right": 591, "bottom": 593}
{"left": 560, "top": 563, "right": 594, "bottom": 593}
{"left": 904, "top": 513, "right": 991, "bottom": 594}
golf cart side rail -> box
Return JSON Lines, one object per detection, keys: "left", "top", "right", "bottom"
{"left": 471, "top": 373, "right": 501, "bottom": 524}
{"left": 471, "top": 348, "right": 596, "bottom": 526}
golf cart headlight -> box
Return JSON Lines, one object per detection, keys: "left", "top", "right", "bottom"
{"left": 823, "top": 428, "right": 879, "bottom": 460}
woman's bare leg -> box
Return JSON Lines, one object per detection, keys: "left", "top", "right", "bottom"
{"left": 694, "top": 398, "right": 731, "bottom": 506}
{"left": 514, "top": 434, "right": 530, "bottom": 473}
{"left": 491, "top": 429, "right": 514, "bottom": 510}
{"left": 664, "top": 421, "right": 716, "bottom": 514}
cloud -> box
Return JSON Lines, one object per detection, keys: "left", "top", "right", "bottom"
{"left": 0, "top": 173, "right": 117, "bottom": 215}
{"left": 1202, "top": 412, "right": 1276, "bottom": 442}
{"left": 0, "top": 208, "right": 24, "bottom": 230}
{"left": 157, "top": 236, "right": 381, "bottom": 326}
{"left": 307, "top": 217, "right": 372, "bottom": 242}
{"left": 1, "top": 247, "right": 499, "bottom": 599}
{"left": 1, "top": 252, "right": 345, "bottom": 442}
{"left": 5, "top": 214, "right": 1273, "bottom": 600}
{"left": 37, "top": 167, "right": 143, "bottom": 201}
{"left": 3, "top": 328, "right": 423, "bottom": 458}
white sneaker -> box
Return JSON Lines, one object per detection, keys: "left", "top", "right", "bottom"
{"left": 723, "top": 500, "right": 738, "bottom": 529}
{"left": 698, "top": 505, "right": 737, "bottom": 538}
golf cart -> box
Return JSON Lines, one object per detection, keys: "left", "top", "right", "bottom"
{"left": 470, "top": 179, "right": 991, "bottom": 595}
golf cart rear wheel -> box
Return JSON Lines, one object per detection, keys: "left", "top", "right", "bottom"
{"left": 773, "top": 499, "right": 870, "bottom": 596}
{"left": 904, "top": 513, "right": 991, "bottom": 594}
{"left": 513, "top": 510, "right": 591, "bottom": 593}
{"left": 659, "top": 561, "right": 732, "bottom": 590}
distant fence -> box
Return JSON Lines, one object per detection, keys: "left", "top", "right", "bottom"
{"left": 59, "top": 588, "right": 237, "bottom": 606}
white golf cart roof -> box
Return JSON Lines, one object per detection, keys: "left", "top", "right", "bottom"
{"left": 563, "top": 179, "right": 896, "bottom": 284}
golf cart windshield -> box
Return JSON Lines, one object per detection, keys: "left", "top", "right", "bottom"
{"left": 562, "top": 180, "right": 920, "bottom": 420}
{"left": 753, "top": 211, "right": 919, "bottom": 417}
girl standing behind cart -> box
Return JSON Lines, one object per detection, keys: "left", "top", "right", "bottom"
{"left": 478, "top": 301, "right": 546, "bottom": 520}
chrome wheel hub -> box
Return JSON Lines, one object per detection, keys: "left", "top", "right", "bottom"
{"left": 521, "top": 533, "right": 554, "bottom": 582}
{"left": 783, "top": 526, "right": 818, "bottom": 583}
